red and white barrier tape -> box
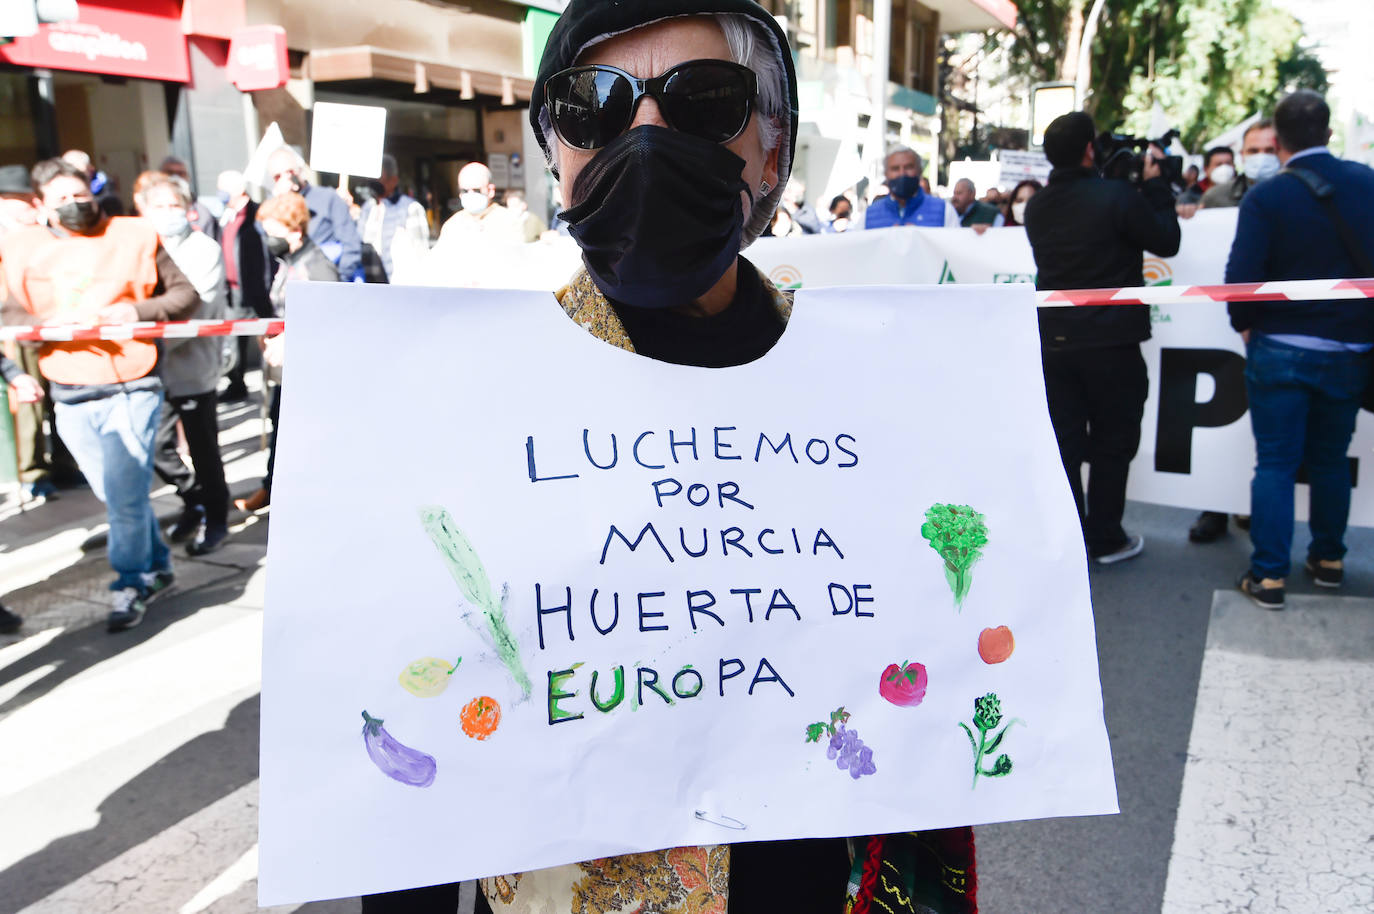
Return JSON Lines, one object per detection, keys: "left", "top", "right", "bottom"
{"left": 2, "top": 279, "right": 1371, "bottom": 341}
{"left": 1035, "top": 277, "right": 1374, "bottom": 307}
{"left": 1, "top": 318, "right": 285, "bottom": 343}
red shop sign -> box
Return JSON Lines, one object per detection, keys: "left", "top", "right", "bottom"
{"left": 227, "top": 25, "right": 288, "bottom": 92}
{"left": 0, "top": 0, "right": 189, "bottom": 83}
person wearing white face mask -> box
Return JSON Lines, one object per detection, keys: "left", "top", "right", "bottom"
{"left": 436, "top": 161, "right": 522, "bottom": 242}
{"left": 1188, "top": 121, "right": 1280, "bottom": 544}
{"left": 135, "top": 172, "right": 232, "bottom": 556}
{"left": 1198, "top": 120, "right": 1279, "bottom": 211}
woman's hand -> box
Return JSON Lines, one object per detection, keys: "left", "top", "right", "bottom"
{"left": 264, "top": 333, "right": 286, "bottom": 369}
{"left": 8, "top": 373, "right": 44, "bottom": 404}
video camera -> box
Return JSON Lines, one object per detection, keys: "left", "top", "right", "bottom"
{"left": 1095, "top": 129, "right": 1183, "bottom": 186}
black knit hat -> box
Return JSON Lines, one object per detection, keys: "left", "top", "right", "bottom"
{"left": 1043, "top": 111, "right": 1096, "bottom": 169}
{"left": 531, "top": 0, "right": 798, "bottom": 244}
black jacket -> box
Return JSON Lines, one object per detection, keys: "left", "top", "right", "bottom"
{"left": 226, "top": 200, "right": 275, "bottom": 318}
{"left": 1026, "top": 166, "right": 1180, "bottom": 349}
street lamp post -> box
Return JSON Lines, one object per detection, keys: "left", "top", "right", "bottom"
{"left": 869, "top": 0, "right": 892, "bottom": 184}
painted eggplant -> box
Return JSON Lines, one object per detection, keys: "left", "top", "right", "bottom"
{"left": 361, "top": 710, "right": 437, "bottom": 787}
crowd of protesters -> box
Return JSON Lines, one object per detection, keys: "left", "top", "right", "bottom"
{"left": 0, "top": 84, "right": 1369, "bottom": 646}
{"left": 0, "top": 0, "right": 1369, "bottom": 908}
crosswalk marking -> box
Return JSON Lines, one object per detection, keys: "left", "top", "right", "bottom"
{"left": 179, "top": 843, "right": 260, "bottom": 914}
{"left": 0, "top": 609, "right": 262, "bottom": 802}
{"left": 1162, "top": 592, "right": 1374, "bottom": 913}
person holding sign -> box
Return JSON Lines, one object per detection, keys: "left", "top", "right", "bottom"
{"left": 360, "top": 2, "right": 978, "bottom": 912}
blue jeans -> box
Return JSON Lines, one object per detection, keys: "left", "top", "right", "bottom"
{"left": 1245, "top": 335, "right": 1371, "bottom": 579}
{"left": 55, "top": 389, "right": 171, "bottom": 592}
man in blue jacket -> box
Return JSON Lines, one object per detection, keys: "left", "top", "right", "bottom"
{"left": 267, "top": 147, "right": 362, "bottom": 281}
{"left": 864, "top": 147, "right": 957, "bottom": 229}
{"left": 1226, "top": 90, "right": 1374, "bottom": 610}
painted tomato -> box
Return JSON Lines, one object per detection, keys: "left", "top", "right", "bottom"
{"left": 460, "top": 695, "right": 502, "bottom": 740}
{"left": 879, "top": 661, "right": 928, "bottom": 707}
{"left": 978, "top": 626, "right": 1015, "bottom": 664}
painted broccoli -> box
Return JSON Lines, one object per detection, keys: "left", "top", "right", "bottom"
{"left": 921, "top": 504, "right": 988, "bottom": 608}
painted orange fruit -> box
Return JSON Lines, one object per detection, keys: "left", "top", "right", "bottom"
{"left": 460, "top": 695, "right": 501, "bottom": 740}
{"left": 978, "top": 626, "right": 1015, "bottom": 664}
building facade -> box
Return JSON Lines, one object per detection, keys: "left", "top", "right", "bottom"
{"left": 760, "top": 0, "right": 1016, "bottom": 205}
{"left": 2, "top": 0, "right": 557, "bottom": 229}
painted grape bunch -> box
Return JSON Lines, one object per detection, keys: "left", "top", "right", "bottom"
{"left": 827, "top": 724, "right": 877, "bottom": 779}
{"left": 806, "top": 707, "right": 877, "bottom": 780}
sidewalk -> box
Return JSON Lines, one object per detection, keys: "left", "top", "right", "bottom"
{"left": 1, "top": 382, "right": 272, "bottom": 635}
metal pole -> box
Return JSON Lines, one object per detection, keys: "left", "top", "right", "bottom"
{"left": 869, "top": 0, "right": 892, "bottom": 182}
{"left": 30, "top": 69, "right": 59, "bottom": 159}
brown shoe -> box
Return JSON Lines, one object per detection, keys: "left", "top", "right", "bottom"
{"left": 234, "top": 488, "right": 270, "bottom": 513}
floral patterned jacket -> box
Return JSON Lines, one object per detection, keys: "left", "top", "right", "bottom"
{"left": 479, "top": 264, "right": 791, "bottom": 914}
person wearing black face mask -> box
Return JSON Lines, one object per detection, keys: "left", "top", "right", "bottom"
{"left": 357, "top": 5, "right": 979, "bottom": 914}
{"left": 228, "top": 191, "right": 340, "bottom": 516}
{"left": 864, "top": 146, "right": 958, "bottom": 230}
{"left": 0, "top": 157, "right": 199, "bottom": 633}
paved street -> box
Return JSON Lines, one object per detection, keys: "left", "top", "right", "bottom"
{"left": 2, "top": 382, "right": 1372, "bottom": 913}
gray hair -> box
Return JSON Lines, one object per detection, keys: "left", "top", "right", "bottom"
{"left": 885, "top": 145, "right": 923, "bottom": 173}
{"left": 954, "top": 177, "right": 975, "bottom": 193}
{"left": 380, "top": 154, "right": 399, "bottom": 178}
{"left": 537, "top": 13, "right": 789, "bottom": 247}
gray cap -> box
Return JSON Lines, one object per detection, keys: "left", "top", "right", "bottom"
{"left": 0, "top": 164, "right": 32, "bottom": 196}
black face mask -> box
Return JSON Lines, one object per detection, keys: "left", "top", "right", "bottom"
{"left": 561, "top": 124, "right": 749, "bottom": 309}
{"left": 266, "top": 235, "right": 290, "bottom": 258}
{"left": 887, "top": 175, "right": 921, "bottom": 201}
{"left": 55, "top": 199, "right": 102, "bottom": 234}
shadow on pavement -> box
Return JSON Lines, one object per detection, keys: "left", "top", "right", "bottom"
{"left": 0, "top": 521, "right": 268, "bottom": 719}
{"left": 0, "top": 694, "right": 261, "bottom": 914}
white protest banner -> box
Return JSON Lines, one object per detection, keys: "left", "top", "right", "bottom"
{"left": 309, "top": 101, "right": 388, "bottom": 179}
{"left": 258, "top": 283, "right": 1118, "bottom": 904}
{"left": 422, "top": 211, "right": 1374, "bottom": 526}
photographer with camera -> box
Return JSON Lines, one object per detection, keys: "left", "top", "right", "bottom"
{"left": 1025, "top": 111, "right": 1181, "bottom": 565}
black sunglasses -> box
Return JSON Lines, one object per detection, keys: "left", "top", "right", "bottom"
{"left": 545, "top": 59, "right": 757, "bottom": 151}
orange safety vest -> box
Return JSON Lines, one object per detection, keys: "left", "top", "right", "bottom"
{"left": 0, "top": 218, "right": 160, "bottom": 386}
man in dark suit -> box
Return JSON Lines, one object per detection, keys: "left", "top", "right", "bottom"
{"left": 1226, "top": 90, "right": 1374, "bottom": 610}
{"left": 216, "top": 170, "right": 274, "bottom": 400}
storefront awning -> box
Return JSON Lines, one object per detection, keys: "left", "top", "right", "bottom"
{"left": 0, "top": 0, "right": 189, "bottom": 83}
{"left": 922, "top": 0, "right": 1018, "bottom": 33}
{"left": 306, "top": 47, "right": 534, "bottom": 105}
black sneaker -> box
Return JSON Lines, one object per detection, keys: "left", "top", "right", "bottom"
{"left": 168, "top": 504, "right": 206, "bottom": 543}
{"left": 1238, "top": 572, "right": 1285, "bottom": 610}
{"left": 187, "top": 523, "right": 229, "bottom": 556}
{"left": 108, "top": 587, "right": 147, "bottom": 632}
{"left": 143, "top": 569, "right": 175, "bottom": 600}
{"left": 0, "top": 603, "right": 22, "bottom": 635}
{"left": 1188, "top": 511, "right": 1228, "bottom": 543}
{"left": 1093, "top": 534, "right": 1145, "bottom": 566}
{"left": 1304, "top": 557, "right": 1343, "bottom": 589}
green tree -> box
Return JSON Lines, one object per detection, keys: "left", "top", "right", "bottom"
{"left": 990, "top": 0, "right": 1325, "bottom": 149}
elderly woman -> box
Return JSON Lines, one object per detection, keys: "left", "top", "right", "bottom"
{"left": 134, "top": 172, "right": 232, "bottom": 555}
{"left": 363, "top": 2, "right": 978, "bottom": 912}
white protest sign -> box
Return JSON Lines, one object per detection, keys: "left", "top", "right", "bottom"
{"left": 243, "top": 121, "right": 286, "bottom": 190}
{"left": 258, "top": 283, "right": 1118, "bottom": 904}
{"left": 998, "top": 151, "right": 1052, "bottom": 187}
{"left": 309, "top": 102, "right": 388, "bottom": 179}
{"left": 946, "top": 160, "right": 1002, "bottom": 195}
